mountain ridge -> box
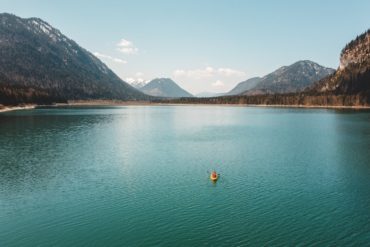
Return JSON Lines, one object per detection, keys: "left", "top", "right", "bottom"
{"left": 242, "top": 60, "right": 335, "bottom": 95}
{"left": 312, "top": 29, "right": 370, "bottom": 95}
{"left": 225, "top": 77, "right": 262, "bottom": 95}
{"left": 0, "top": 13, "right": 148, "bottom": 105}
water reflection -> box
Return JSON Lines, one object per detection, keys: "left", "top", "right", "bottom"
{"left": 0, "top": 109, "right": 116, "bottom": 195}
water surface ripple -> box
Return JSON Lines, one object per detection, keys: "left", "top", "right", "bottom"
{"left": 1, "top": 106, "right": 370, "bottom": 246}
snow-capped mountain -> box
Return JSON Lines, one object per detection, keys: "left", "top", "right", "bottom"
{"left": 128, "top": 80, "right": 148, "bottom": 89}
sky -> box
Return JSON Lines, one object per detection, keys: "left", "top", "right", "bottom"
{"left": 1, "top": 0, "right": 369, "bottom": 94}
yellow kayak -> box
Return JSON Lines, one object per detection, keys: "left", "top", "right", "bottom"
{"left": 210, "top": 173, "right": 219, "bottom": 182}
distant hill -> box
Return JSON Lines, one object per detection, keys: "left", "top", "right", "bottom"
{"left": 139, "top": 78, "right": 192, "bottom": 98}
{"left": 130, "top": 80, "right": 147, "bottom": 89}
{"left": 0, "top": 13, "right": 148, "bottom": 105}
{"left": 242, "top": 60, "right": 334, "bottom": 95}
{"left": 225, "top": 77, "right": 262, "bottom": 95}
{"left": 313, "top": 29, "right": 370, "bottom": 95}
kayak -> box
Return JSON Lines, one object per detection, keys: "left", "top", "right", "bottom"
{"left": 210, "top": 173, "right": 219, "bottom": 182}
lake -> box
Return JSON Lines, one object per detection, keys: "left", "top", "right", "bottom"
{"left": 1, "top": 105, "right": 370, "bottom": 246}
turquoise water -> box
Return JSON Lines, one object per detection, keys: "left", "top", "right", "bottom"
{"left": 1, "top": 106, "right": 370, "bottom": 246}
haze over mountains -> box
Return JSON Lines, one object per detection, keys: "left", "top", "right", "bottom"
{"left": 195, "top": 92, "right": 223, "bottom": 98}
{"left": 170, "top": 60, "right": 334, "bottom": 98}
{"left": 0, "top": 13, "right": 147, "bottom": 105}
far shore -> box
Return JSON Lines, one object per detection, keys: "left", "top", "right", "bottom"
{"left": 0, "top": 105, "right": 36, "bottom": 113}
{"left": 59, "top": 100, "right": 370, "bottom": 110}
{"left": 1, "top": 100, "right": 370, "bottom": 113}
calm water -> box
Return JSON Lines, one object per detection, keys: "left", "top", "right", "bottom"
{"left": 1, "top": 106, "right": 370, "bottom": 246}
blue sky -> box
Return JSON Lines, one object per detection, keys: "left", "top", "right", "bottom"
{"left": 1, "top": 0, "right": 369, "bottom": 94}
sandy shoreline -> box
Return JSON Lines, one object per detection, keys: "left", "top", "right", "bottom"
{"left": 0, "top": 105, "right": 36, "bottom": 113}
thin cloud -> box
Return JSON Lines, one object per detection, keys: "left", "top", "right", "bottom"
{"left": 117, "top": 38, "right": 139, "bottom": 54}
{"left": 93, "top": 52, "right": 127, "bottom": 64}
{"left": 217, "top": 68, "right": 246, "bottom": 77}
{"left": 212, "top": 80, "right": 225, "bottom": 87}
{"left": 173, "top": 66, "right": 245, "bottom": 79}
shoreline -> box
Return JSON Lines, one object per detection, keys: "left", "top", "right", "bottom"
{"left": 58, "top": 101, "right": 370, "bottom": 110}
{"left": 236, "top": 104, "right": 370, "bottom": 109}
{"left": 1, "top": 101, "right": 370, "bottom": 112}
{"left": 0, "top": 105, "right": 36, "bottom": 113}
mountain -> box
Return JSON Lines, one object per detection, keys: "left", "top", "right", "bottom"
{"left": 313, "top": 29, "right": 370, "bottom": 95}
{"left": 139, "top": 78, "right": 192, "bottom": 98}
{"left": 225, "top": 77, "right": 262, "bottom": 95}
{"left": 0, "top": 13, "right": 147, "bottom": 105}
{"left": 158, "top": 29, "right": 370, "bottom": 107}
{"left": 129, "top": 80, "right": 147, "bottom": 89}
{"left": 242, "top": 60, "right": 335, "bottom": 95}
